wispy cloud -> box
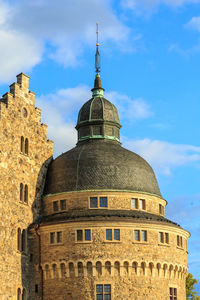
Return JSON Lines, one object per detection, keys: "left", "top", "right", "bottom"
{"left": 0, "top": 0, "right": 130, "bottom": 83}
{"left": 123, "top": 138, "right": 200, "bottom": 175}
{"left": 121, "top": 0, "right": 200, "bottom": 14}
{"left": 185, "top": 16, "right": 200, "bottom": 32}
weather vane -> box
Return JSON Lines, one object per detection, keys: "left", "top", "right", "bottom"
{"left": 95, "top": 23, "right": 100, "bottom": 74}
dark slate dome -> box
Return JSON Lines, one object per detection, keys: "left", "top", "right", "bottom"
{"left": 44, "top": 73, "right": 161, "bottom": 197}
{"left": 44, "top": 139, "right": 161, "bottom": 197}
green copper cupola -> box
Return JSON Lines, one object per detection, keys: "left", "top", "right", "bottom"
{"left": 75, "top": 24, "right": 121, "bottom": 144}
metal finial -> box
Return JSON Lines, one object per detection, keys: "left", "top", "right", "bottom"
{"left": 95, "top": 23, "right": 100, "bottom": 73}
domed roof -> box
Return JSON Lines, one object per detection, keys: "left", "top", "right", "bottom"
{"left": 44, "top": 139, "right": 161, "bottom": 197}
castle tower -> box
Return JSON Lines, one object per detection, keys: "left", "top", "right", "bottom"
{"left": 27, "top": 40, "right": 190, "bottom": 299}
{"left": 0, "top": 73, "right": 53, "bottom": 299}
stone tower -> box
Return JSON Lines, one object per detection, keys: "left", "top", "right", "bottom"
{"left": 0, "top": 73, "right": 53, "bottom": 299}
{"left": 29, "top": 71, "right": 189, "bottom": 300}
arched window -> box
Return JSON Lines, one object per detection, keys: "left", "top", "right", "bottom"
{"left": 45, "top": 265, "right": 50, "bottom": 279}
{"left": 22, "top": 288, "right": 26, "bottom": 300}
{"left": 149, "top": 263, "right": 154, "bottom": 276}
{"left": 114, "top": 261, "right": 120, "bottom": 276}
{"left": 141, "top": 262, "right": 146, "bottom": 276}
{"left": 52, "top": 264, "right": 57, "bottom": 278}
{"left": 87, "top": 262, "right": 93, "bottom": 276}
{"left": 60, "top": 263, "right": 66, "bottom": 278}
{"left": 17, "top": 228, "right": 21, "bottom": 251}
{"left": 24, "top": 185, "right": 28, "bottom": 203}
{"left": 20, "top": 183, "right": 24, "bottom": 201}
{"left": 78, "top": 262, "right": 83, "bottom": 277}
{"left": 25, "top": 138, "right": 28, "bottom": 155}
{"left": 132, "top": 262, "right": 137, "bottom": 275}
{"left": 124, "top": 261, "right": 129, "bottom": 275}
{"left": 69, "top": 262, "right": 75, "bottom": 277}
{"left": 157, "top": 263, "right": 161, "bottom": 277}
{"left": 96, "top": 261, "right": 102, "bottom": 277}
{"left": 20, "top": 136, "right": 24, "bottom": 153}
{"left": 21, "top": 229, "right": 26, "bottom": 252}
{"left": 17, "top": 288, "right": 21, "bottom": 300}
{"left": 105, "top": 261, "right": 111, "bottom": 275}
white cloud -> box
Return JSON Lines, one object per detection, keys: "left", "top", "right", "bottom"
{"left": 185, "top": 16, "right": 200, "bottom": 31}
{"left": 121, "top": 0, "right": 200, "bottom": 13}
{"left": 0, "top": 0, "right": 130, "bottom": 82}
{"left": 105, "top": 91, "right": 153, "bottom": 121}
{"left": 123, "top": 138, "right": 200, "bottom": 175}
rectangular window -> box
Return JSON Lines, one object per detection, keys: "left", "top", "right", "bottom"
{"left": 159, "top": 204, "right": 164, "bottom": 215}
{"left": 85, "top": 229, "right": 91, "bottom": 241}
{"left": 100, "top": 197, "right": 108, "bottom": 207}
{"left": 114, "top": 229, "right": 120, "bottom": 241}
{"left": 170, "top": 287, "right": 177, "bottom": 300}
{"left": 177, "top": 235, "right": 183, "bottom": 247}
{"left": 96, "top": 284, "right": 111, "bottom": 300}
{"left": 131, "top": 198, "right": 138, "bottom": 209}
{"left": 159, "top": 232, "right": 164, "bottom": 243}
{"left": 57, "top": 231, "right": 62, "bottom": 243}
{"left": 77, "top": 230, "right": 83, "bottom": 241}
{"left": 76, "top": 229, "right": 91, "bottom": 242}
{"left": 165, "top": 233, "right": 169, "bottom": 244}
{"left": 139, "top": 199, "right": 145, "bottom": 210}
{"left": 141, "top": 230, "right": 147, "bottom": 241}
{"left": 53, "top": 201, "right": 59, "bottom": 212}
{"left": 134, "top": 230, "right": 140, "bottom": 241}
{"left": 50, "top": 232, "right": 55, "bottom": 244}
{"left": 60, "top": 199, "right": 66, "bottom": 211}
{"left": 106, "top": 229, "right": 112, "bottom": 241}
{"left": 90, "top": 197, "right": 98, "bottom": 208}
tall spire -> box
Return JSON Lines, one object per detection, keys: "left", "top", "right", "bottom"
{"left": 92, "top": 23, "right": 104, "bottom": 97}
{"left": 95, "top": 23, "right": 100, "bottom": 74}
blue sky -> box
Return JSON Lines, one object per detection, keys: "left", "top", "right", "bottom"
{"left": 1, "top": 0, "right": 200, "bottom": 288}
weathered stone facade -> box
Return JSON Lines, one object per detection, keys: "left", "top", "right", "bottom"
{"left": 1, "top": 73, "right": 190, "bottom": 300}
{"left": 0, "top": 73, "right": 53, "bottom": 299}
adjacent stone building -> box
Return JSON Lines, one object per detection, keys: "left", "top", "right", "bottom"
{"left": 0, "top": 70, "right": 190, "bottom": 300}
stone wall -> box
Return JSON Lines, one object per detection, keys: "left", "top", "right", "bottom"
{"left": 0, "top": 73, "right": 53, "bottom": 299}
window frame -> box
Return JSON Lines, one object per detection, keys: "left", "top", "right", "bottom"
{"left": 159, "top": 204, "right": 165, "bottom": 215}
{"left": 49, "top": 231, "right": 63, "bottom": 245}
{"left": 133, "top": 229, "right": 148, "bottom": 243}
{"left": 158, "top": 231, "right": 169, "bottom": 245}
{"left": 169, "top": 287, "right": 177, "bottom": 300}
{"left": 75, "top": 229, "right": 92, "bottom": 243}
{"left": 89, "top": 196, "right": 108, "bottom": 209}
{"left": 96, "top": 284, "right": 111, "bottom": 300}
{"left": 105, "top": 228, "right": 120, "bottom": 242}
{"left": 177, "top": 235, "right": 183, "bottom": 248}
{"left": 131, "top": 198, "right": 146, "bottom": 210}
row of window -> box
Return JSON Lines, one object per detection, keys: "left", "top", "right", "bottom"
{"left": 20, "top": 136, "right": 29, "bottom": 155}
{"left": 20, "top": 183, "right": 28, "bottom": 203}
{"left": 49, "top": 229, "right": 183, "bottom": 247}
{"left": 52, "top": 197, "right": 165, "bottom": 215}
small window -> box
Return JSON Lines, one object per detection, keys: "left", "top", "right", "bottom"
{"left": 17, "top": 288, "right": 21, "bottom": 300}
{"left": 177, "top": 235, "right": 183, "bottom": 248}
{"left": 56, "top": 232, "right": 62, "bottom": 243}
{"left": 24, "top": 185, "right": 28, "bottom": 203}
{"left": 17, "top": 228, "right": 22, "bottom": 251}
{"left": 106, "top": 229, "right": 120, "bottom": 241}
{"left": 89, "top": 196, "right": 108, "bottom": 208}
{"left": 131, "top": 198, "right": 138, "bottom": 209}
{"left": 21, "top": 229, "right": 26, "bottom": 252}
{"left": 114, "top": 229, "right": 120, "bottom": 241}
{"left": 106, "top": 229, "right": 112, "bottom": 241}
{"left": 60, "top": 199, "right": 66, "bottom": 211}
{"left": 90, "top": 197, "right": 98, "bottom": 208}
{"left": 25, "top": 138, "right": 29, "bottom": 155}
{"left": 100, "top": 197, "right": 107, "bottom": 207}
{"left": 20, "top": 183, "right": 23, "bottom": 201}
{"left": 76, "top": 229, "right": 91, "bottom": 242}
{"left": 141, "top": 230, "right": 147, "bottom": 242}
{"left": 139, "top": 199, "right": 145, "bottom": 210}
{"left": 134, "top": 230, "right": 147, "bottom": 242}
{"left": 159, "top": 204, "right": 164, "bottom": 215}
{"left": 35, "top": 284, "right": 38, "bottom": 293}
{"left": 96, "top": 284, "right": 111, "bottom": 300}
{"left": 50, "top": 232, "right": 55, "bottom": 244}
{"left": 170, "top": 287, "right": 177, "bottom": 300}
{"left": 159, "top": 232, "right": 169, "bottom": 244}
{"left": 53, "top": 201, "right": 59, "bottom": 212}
{"left": 134, "top": 230, "right": 140, "bottom": 241}
{"left": 20, "top": 136, "right": 24, "bottom": 153}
